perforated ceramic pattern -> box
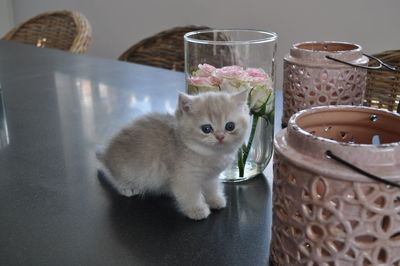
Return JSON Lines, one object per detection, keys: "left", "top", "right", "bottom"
{"left": 282, "top": 63, "right": 367, "bottom": 126}
{"left": 270, "top": 153, "right": 400, "bottom": 266}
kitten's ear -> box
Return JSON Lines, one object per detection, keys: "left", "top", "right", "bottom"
{"left": 178, "top": 92, "right": 193, "bottom": 113}
{"left": 231, "top": 89, "right": 248, "bottom": 106}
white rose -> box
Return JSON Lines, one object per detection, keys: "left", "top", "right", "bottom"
{"left": 219, "top": 79, "right": 252, "bottom": 92}
{"left": 249, "top": 85, "right": 274, "bottom": 113}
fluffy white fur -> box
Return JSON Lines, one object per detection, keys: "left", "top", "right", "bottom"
{"left": 100, "top": 90, "right": 250, "bottom": 220}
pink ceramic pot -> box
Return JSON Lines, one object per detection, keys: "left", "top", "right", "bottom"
{"left": 282, "top": 41, "right": 369, "bottom": 127}
{"left": 271, "top": 105, "right": 400, "bottom": 266}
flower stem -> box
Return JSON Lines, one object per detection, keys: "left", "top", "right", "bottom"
{"left": 238, "top": 150, "right": 244, "bottom": 176}
{"left": 238, "top": 114, "right": 260, "bottom": 177}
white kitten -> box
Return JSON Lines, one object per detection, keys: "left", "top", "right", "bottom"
{"left": 99, "top": 90, "right": 250, "bottom": 220}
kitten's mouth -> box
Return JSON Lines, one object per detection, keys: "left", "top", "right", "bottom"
{"left": 215, "top": 141, "right": 226, "bottom": 146}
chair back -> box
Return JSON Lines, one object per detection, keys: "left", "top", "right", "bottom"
{"left": 118, "top": 26, "right": 211, "bottom": 72}
{"left": 3, "top": 10, "right": 92, "bottom": 54}
{"left": 365, "top": 50, "right": 400, "bottom": 113}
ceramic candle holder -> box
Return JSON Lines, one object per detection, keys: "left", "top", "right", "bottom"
{"left": 282, "top": 41, "right": 369, "bottom": 127}
{"left": 271, "top": 105, "right": 400, "bottom": 266}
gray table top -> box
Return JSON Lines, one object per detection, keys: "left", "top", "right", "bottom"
{"left": 0, "top": 40, "right": 281, "bottom": 266}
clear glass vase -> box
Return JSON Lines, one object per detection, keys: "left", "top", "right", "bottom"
{"left": 184, "top": 29, "right": 277, "bottom": 182}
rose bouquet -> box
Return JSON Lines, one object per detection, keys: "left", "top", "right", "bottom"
{"left": 188, "top": 64, "right": 274, "bottom": 177}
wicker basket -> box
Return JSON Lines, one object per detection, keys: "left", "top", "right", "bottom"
{"left": 118, "top": 26, "right": 212, "bottom": 72}
{"left": 364, "top": 50, "right": 400, "bottom": 113}
{"left": 2, "top": 10, "right": 92, "bottom": 54}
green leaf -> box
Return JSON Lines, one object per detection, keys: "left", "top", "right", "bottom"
{"left": 247, "top": 87, "right": 255, "bottom": 108}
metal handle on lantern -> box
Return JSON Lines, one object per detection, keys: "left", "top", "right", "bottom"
{"left": 327, "top": 54, "right": 400, "bottom": 114}
{"left": 325, "top": 150, "right": 400, "bottom": 188}
{"left": 325, "top": 54, "right": 397, "bottom": 71}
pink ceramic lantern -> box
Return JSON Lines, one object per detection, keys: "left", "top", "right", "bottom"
{"left": 271, "top": 105, "right": 400, "bottom": 266}
{"left": 282, "top": 41, "right": 369, "bottom": 127}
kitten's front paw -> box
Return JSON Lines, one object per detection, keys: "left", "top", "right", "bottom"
{"left": 207, "top": 195, "right": 227, "bottom": 209}
{"left": 184, "top": 205, "right": 211, "bottom": 220}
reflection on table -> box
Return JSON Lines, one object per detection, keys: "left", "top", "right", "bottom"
{"left": 0, "top": 85, "right": 9, "bottom": 148}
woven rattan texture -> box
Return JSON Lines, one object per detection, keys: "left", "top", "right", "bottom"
{"left": 3, "top": 10, "right": 92, "bottom": 54}
{"left": 118, "top": 26, "right": 211, "bottom": 72}
{"left": 365, "top": 50, "right": 400, "bottom": 112}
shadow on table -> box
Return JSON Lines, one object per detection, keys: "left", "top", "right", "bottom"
{"left": 98, "top": 171, "right": 272, "bottom": 266}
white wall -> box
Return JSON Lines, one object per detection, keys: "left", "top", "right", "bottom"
{"left": 0, "top": 0, "right": 14, "bottom": 36}
{"left": 12, "top": 0, "right": 400, "bottom": 88}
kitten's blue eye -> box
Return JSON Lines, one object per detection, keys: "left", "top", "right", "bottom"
{"left": 225, "top": 122, "right": 235, "bottom": 131}
{"left": 201, "top": 124, "right": 213, "bottom": 134}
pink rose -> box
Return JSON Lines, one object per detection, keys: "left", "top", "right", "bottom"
{"left": 251, "top": 75, "right": 273, "bottom": 88}
{"left": 246, "top": 68, "right": 266, "bottom": 78}
{"left": 251, "top": 77, "right": 267, "bottom": 86}
{"left": 221, "top": 65, "right": 242, "bottom": 72}
{"left": 214, "top": 65, "right": 248, "bottom": 80}
{"left": 187, "top": 76, "right": 220, "bottom": 88}
{"left": 194, "top": 64, "right": 216, "bottom": 77}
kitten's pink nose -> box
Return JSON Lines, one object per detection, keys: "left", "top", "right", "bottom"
{"left": 216, "top": 135, "right": 225, "bottom": 142}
